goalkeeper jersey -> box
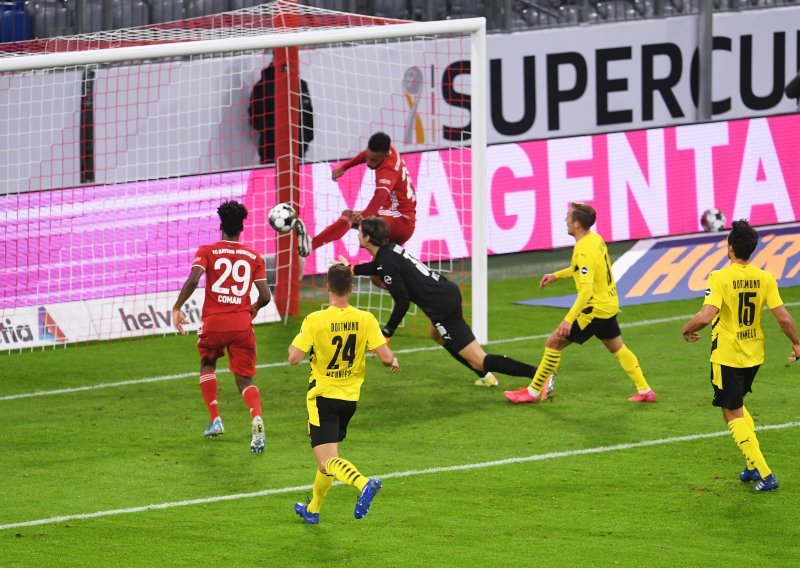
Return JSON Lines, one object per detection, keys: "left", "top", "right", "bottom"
{"left": 354, "top": 243, "right": 461, "bottom": 336}
{"left": 291, "top": 305, "right": 387, "bottom": 401}
{"left": 703, "top": 262, "right": 783, "bottom": 368}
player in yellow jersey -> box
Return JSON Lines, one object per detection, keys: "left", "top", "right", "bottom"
{"left": 504, "top": 202, "right": 656, "bottom": 404}
{"left": 289, "top": 263, "right": 398, "bottom": 523}
{"left": 682, "top": 219, "right": 800, "bottom": 492}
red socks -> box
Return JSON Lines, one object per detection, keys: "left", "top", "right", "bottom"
{"left": 241, "top": 385, "right": 262, "bottom": 419}
{"left": 199, "top": 373, "right": 220, "bottom": 421}
{"left": 311, "top": 216, "right": 353, "bottom": 250}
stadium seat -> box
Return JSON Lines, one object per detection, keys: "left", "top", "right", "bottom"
{"left": 230, "top": 0, "right": 263, "bottom": 9}
{"left": 448, "top": 0, "right": 485, "bottom": 19}
{"left": 111, "top": 0, "right": 150, "bottom": 29}
{"left": 0, "top": 0, "right": 32, "bottom": 42}
{"left": 371, "top": 0, "right": 411, "bottom": 20}
{"left": 74, "top": 0, "right": 104, "bottom": 33}
{"left": 151, "top": 0, "right": 186, "bottom": 24}
{"left": 303, "top": 0, "right": 355, "bottom": 12}
{"left": 28, "top": 0, "right": 72, "bottom": 39}
{"left": 409, "top": 0, "right": 449, "bottom": 20}
{"left": 185, "top": 0, "right": 231, "bottom": 18}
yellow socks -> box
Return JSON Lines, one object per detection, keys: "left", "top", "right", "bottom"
{"left": 325, "top": 457, "right": 368, "bottom": 492}
{"left": 530, "top": 347, "right": 561, "bottom": 393}
{"left": 307, "top": 469, "right": 334, "bottom": 514}
{"left": 613, "top": 346, "right": 650, "bottom": 392}
{"left": 742, "top": 406, "right": 756, "bottom": 431}
{"left": 727, "top": 417, "right": 771, "bottom": 477}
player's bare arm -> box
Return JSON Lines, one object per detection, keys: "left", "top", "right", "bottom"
{"left": 172, "top": 266, "right": 204, "bottom": 334}
{"left": 540, "top": 273, "right": 557, "bottom": 289}
{"left": 770, "top": 305, "right": 800, "bottom": 362}
{"left": 681, "top": 304, "right": 719, "bottom": 342}
{"left": 288, "top": 345, "right": 307, "bottom": 365}
{"left": 331, "top": 166, "right": 345, "bottom": 181}
{"left": 372, "top": 343, "right": 398, "bottom": 372}
{"left": 557, "top": 285, "right": 592, "bottom": 338}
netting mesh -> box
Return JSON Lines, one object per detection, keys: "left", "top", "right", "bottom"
{"left": 0, "top": 0, "right": 478, "bottom": 350}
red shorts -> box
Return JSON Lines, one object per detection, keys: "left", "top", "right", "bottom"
{"left": 196, "top": 327, "right": 257, "bottom": 377}
{"left": 381, "top": 214, "right": 415, "bottom": 246}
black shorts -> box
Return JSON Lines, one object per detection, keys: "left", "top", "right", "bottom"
{"left": 568, "top": 315, "right": 622, "bottom": 345}
{"left": 307, "top": 392, "right": 357, "bottom": 448}
{"left": 432, "top": 311, "right": 476, "bottom": 353}
{"left": 710, "top": 363, "right": 759, "bottom": 409}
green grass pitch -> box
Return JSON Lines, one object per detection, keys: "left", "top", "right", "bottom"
{"left": 2, "top": 256, "right": 800, "bottom": 567}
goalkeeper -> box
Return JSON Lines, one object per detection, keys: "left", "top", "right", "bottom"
{"left": 292, "top": 132, "right": 416, "bottom": 258}
{"left": 345, "top": 217, "right": 548, "bottom": 389}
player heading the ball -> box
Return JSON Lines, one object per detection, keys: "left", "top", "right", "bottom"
{"left": 274, "top": 132, "right": 417, "bottom": 258}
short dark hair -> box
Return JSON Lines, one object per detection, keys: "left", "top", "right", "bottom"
{"left": 728, "top": 219, "right": 759, "bottom": 260}
{"left": 570, "top": 202, "right": 596, "bottom": 230}
{"left": 218, "top": 200, "right": 248, "bottom": 236}
{"left": 367, "top": 132, "right": 391, "bottom": 154}
{"left": 360, "top": 216, "right": 390, "bottom": 246}
{"left": 327, "top": 263, "right": 353, "bottom": 296}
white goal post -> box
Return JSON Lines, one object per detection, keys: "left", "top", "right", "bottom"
{"left": 0, "top": 6, "right": 487, "bottom": 348}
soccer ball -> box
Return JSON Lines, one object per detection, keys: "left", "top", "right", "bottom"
{"left": 700, "top": 208, "right": 726, "bottom": 232}
{"left": 268, "top": 202, "right": 297, "bottom": 233}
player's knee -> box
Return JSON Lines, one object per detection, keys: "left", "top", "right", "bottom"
{"left": 544, "top": 335, "right": 561, "bottom": 349}
{"left": 606, "top": 338, "right": 625, "bottom": 355}
{"left": 235, "top": 376, "right": 253, "bottom": 392}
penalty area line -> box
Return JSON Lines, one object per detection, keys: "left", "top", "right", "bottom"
{"left": 2, "top": 420, "right": 798, "bottom": 531}
{"left": 0, "top": 312, "right": 695, "bottom": 402}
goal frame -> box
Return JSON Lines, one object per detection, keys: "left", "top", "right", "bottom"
{"left": 0, "top": 17, "right": 489, "bottom": 343}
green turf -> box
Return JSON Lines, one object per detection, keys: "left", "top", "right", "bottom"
{"left": 2, "top": 273, "right": 800, "bottom": 567}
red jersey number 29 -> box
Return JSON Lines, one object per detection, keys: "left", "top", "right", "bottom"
{"left": 211, "top": 258, "right": 252, "bottom": 296}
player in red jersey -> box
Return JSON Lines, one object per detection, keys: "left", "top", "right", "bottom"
{"left": 292, "top": 132, "right": 417, "bottom": 257}
{"left": 172, "top": 200, "right": 272, "bottom": 453}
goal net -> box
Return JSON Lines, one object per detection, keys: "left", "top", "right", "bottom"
{"left": 0, "top": 0, "right": 487, "bottom": 351}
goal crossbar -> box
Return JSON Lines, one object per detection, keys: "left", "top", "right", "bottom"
{"left": 0, "top": 19, "right": 485, "bottom": 73}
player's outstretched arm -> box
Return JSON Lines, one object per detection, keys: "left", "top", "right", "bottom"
{"left": 373, "top": 344, "right": 398, "bottom": 372}
{"left": 540, "top": 273, "right": 556, "bottom": 289}
{"left": 172, "top": 266, "right": 203, "bottom": 334}
{"left": 770, "top": 305, "right": 800, "bottom": 362}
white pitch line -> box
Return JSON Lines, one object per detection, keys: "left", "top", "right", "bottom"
{"left": 5, "top": 301, "right": 799, "bottom": 402}
{"left": 0, "top": 312, "right": 697, "bottom": 402}
{"left": 2, "top": 420, "right": 797, "bottom": 531}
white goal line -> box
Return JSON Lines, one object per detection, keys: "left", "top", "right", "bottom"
{"left": 1, "top": 420, "right": 797, "bottom": 532}
{"left": 0, "top": 312, "right": 696, "bottom": 402}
